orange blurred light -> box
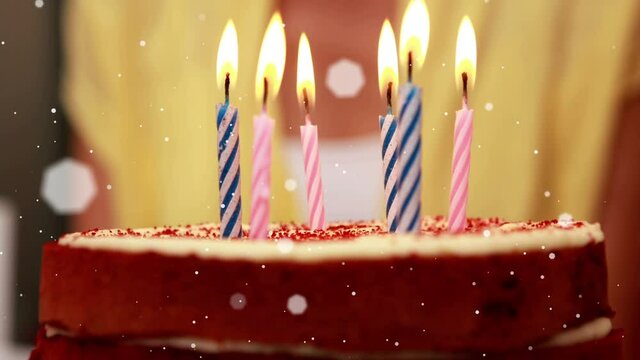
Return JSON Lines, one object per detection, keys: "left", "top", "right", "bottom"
{"left": 255, "top": 12, "right": 286, "bottom": 102}
{"left": 216, "top": 20, "right": 238, "bottom": 90}
{"left": 399, "top": 0, "right": 430, "bottom": 73}
{"left": 296, "top": 33, "right": 315, "bottom": 110}
{"left": 377, "top": 20, "right": 399, "bottom": 98}
{"left": 455, "top": 16, "right": 477, "bottom": 92}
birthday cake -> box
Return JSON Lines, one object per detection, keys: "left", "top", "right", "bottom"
{"left": 30, "top": 217, "right": 621, "bottom": 359}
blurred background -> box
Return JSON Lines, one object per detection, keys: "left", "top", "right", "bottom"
{"left": 0, "top": 0, "right": 639, "bottom": 359}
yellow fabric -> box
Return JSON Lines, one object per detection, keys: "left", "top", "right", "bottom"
{"left": 63, "top": 0, "right": 638, "bottom": 227}
{"left": 398, "top": 0, "right": 639, "bottom": 222}
{"left": 63, "top": 0, "right": 296, "bottom": 227}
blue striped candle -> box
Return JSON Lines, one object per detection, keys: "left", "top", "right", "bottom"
{"left": 379, "top": 113, "right": 399, "bottom": 232}
{"left": 216, "top": 100, "right": 242, "bottom": 238}
{"left": 397, "top": 83, "right": 422, "bottom": 233}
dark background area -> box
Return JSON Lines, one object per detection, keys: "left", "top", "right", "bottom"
{"left": 0, "top": 0, "right": 67, "bottom": 344}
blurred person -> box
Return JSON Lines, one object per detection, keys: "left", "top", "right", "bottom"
{"left": 63, "top": 0, "right": 639, "bottom": 358}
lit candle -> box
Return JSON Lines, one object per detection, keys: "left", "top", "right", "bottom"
{"left": 250, "top": 13, "right": 286, "bottom": 239}
{"left": 296, "top": 34, "right": 326, "bottom": 230}
{"left": 377, "top": 20, "right": 400, "bottom": 232}
{"left": 397, "top": 0, "right": 429, "bottom": 233}
{"left": 448, "top": 16, "right": 477, "bottom": 233}
{"left": 215, "top": 20, "right": 242, "bottom": 238}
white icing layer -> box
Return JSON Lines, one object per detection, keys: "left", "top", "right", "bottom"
{"left": 543, "top": 317, "right": 612, "bottom": 347}
{"left": 44, "top": 317, "right": 612, "bottom": 358}
{"left": 57, "top": 220, "right": 604, "bottom": 262}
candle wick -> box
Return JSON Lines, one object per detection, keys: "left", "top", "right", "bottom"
{"left": 262, "top": 77, "right": 269, "bottom": 109}
{"left": 302, "top": 87, "right": 310, "bottom": 115}
{"left": 462, "top": 72, "right": 469, "bottom": 106}
{"left": 408, "top": 51, "right": 413, "bottom": 83}
{"left": 225, "top": 72, "right": 230, "bottom": 104}
{"left": 386, "top": 81, "right": 393, "bottom": 113}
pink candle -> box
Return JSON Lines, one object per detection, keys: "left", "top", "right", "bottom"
{"left": 449, "top": 16, "right": 477, "bottom": 233}
{"left": 448, "top": 97, "right": 473, "bottom": 233}
{"left": 249, "top": 109, "right": 274, "bottom": 239}
{"left": 300, "top": 115, "right": 326, "bottom": 230}
{"left": 250, "top": 12, "right": 286, "bottom": 239}
{"left": 296, "top": 34, "right": 325, "bottom": 230}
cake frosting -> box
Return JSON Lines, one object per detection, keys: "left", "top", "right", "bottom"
{"left": 58, "top": 217, "right": 603, "bottom": 261}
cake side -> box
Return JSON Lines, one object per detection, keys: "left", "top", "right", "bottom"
{"left": 38, "top": 218, "right": 612, "bottom": 354}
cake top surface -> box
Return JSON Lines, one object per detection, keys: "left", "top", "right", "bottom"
{"left": 56, "top": 216, "right": 603, "bottom": 262}
{"left": 70, "top": 216, "right": 587, "bottom": 241}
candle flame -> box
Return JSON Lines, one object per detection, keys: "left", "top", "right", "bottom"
{"left": 399, "top": 0, "right": 430, "bottom": 74}
{"left": 255, "top": 12, "right": 286, "bottom": 103}
{"left": 455, "top": 16, "right": 477, "bottom": 92}
{"left": 296, "top": 33, "right": 315, "bottom": 111}
{"left": 377, "top": 20, "right": 399, "bottom": 98}
{"left": 216, "top": 20, "right": 238, "bottom": 90}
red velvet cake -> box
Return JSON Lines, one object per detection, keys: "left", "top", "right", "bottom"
{"left": 31, "top": 217, "right": 621, "bottom": 359}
